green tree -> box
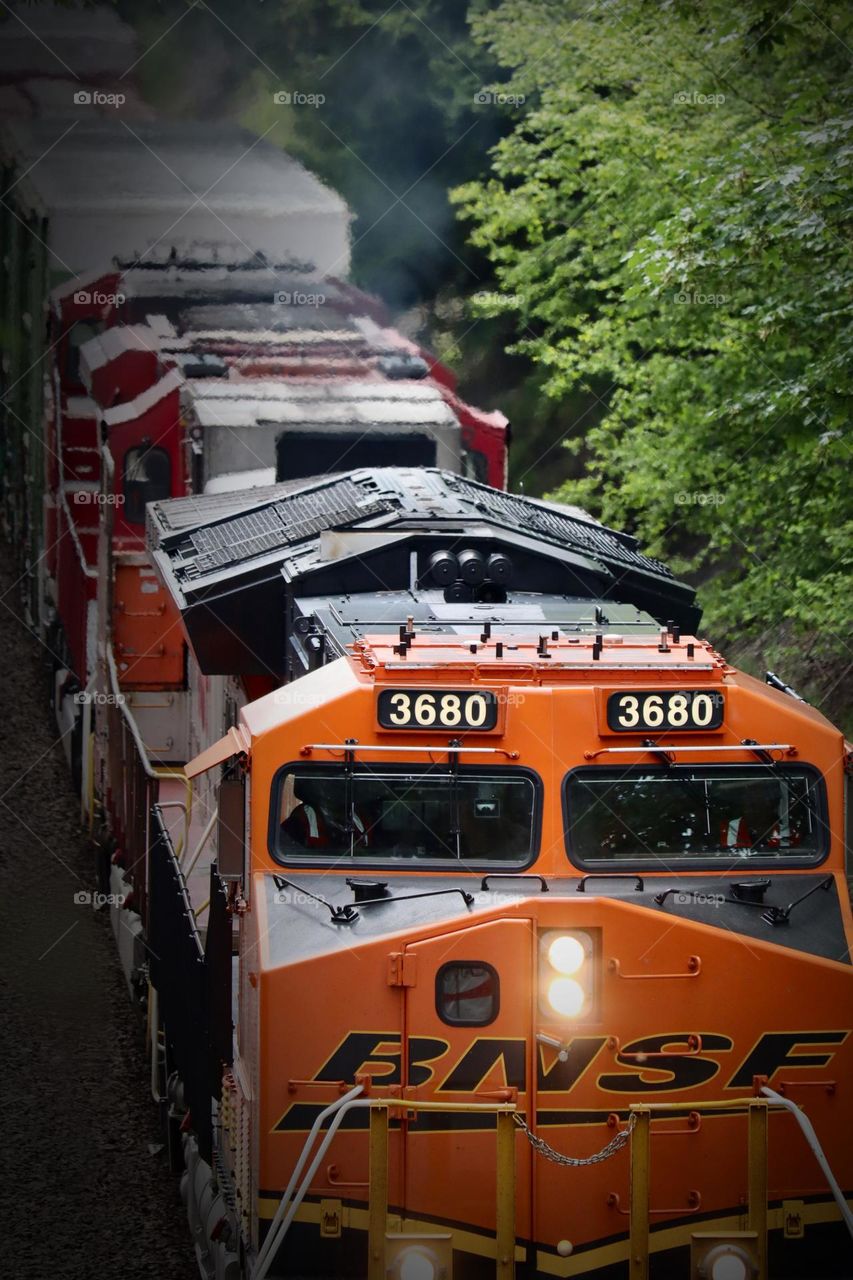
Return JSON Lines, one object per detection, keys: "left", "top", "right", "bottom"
{"left": 452, "top": 0, "right": 852, "bottom": 701}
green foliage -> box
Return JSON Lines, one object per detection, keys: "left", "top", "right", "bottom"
{"left": 452, "top": 0, "right": 852, "bottom": 644}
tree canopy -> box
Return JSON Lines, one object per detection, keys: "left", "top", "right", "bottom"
{"left": 452, "top": 0, "right": 852, "bottom": 662}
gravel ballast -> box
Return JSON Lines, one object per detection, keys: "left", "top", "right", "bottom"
{"left": 0, "top": 553, "right": 198, "bottom": 1280}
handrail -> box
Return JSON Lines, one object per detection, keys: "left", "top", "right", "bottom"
{"left": 585, "top": 743, "right": 793, "bottom": 759}
{"left": 106, "top": 642, "right": 160, "bottom": 781}
{"left": 300, "top": 742, "right": 518, "bottom": 757}
{"left": 105, "top": 642, "right": 191, "bottom": 900}
{"left": 761, "top": 1085, "right": 853, "bottom": 1239}
{"left": 254, "top": 1094, "right": 518, "bottom": 1280}
{"left": 626, "top": 1099, "right": 775, "bottom": 1280}
{"left": 181, "top": 806, "right": 218, "bottom": 875}
{"left": 608, "top": 955, "right": 701, "bottom": 979}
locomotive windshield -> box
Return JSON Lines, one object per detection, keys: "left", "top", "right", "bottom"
{"left": 564, "top": 765, "right": 826, "bottom": 868}
{"left": 272, "top": 764, "right": 538, "bottom": 867}
{"left": 275, "top": 430, "right": 437, "bottom": 480}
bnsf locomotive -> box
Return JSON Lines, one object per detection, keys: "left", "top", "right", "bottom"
{"left": 139, "top": 469, "right": 852, "bottom": 1280}
{"left": 2, "top": 66, "right": 851, "bottom": 1280}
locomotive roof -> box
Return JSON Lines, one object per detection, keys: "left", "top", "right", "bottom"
{"left": 2, "top": 119, "right": 351, "bottom": 273}
{"left": 359, "top": 628, "right": 722, "bottom": 673}
{"left": 4, "top": 119, "right": 348, "bottom": 215}
{"left": 148, "top": 468, "right": 700, "bottom": 675}
{"left": 180, "top": 378, "right": 458, "bottom": 431}
{"left": 293, "top": 591, "right": 708, "bottom": 665}
{"left": 51, "top": 266, "right": 357, "bottom": 310}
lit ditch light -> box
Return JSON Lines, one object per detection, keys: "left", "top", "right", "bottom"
{"left": 539, "top": 931, "right": 596, "bottom": 1019}
{"left": 690, "top": 1231, "right": 759, "bottom": 1280}
{"left": 385, "top": 1233, "right": 453, "bottom": 1280}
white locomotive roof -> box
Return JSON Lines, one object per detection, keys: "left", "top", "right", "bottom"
{"left": 173, "top": 326, "right": 365, "bottom": 347}
{"left": 183, "top": 377, "right": 458, "bottom": 430}
{"left": 2, "top": 119, "right": 352, "bottom": 275}
{"left": 5, "top": 119, "right": 348, "bottom": 216}
{"left": 185, "top": 378, "right": 450, "bottom": 404}
{"left": 204, "top": 468, "right": 277, "bottom": 495}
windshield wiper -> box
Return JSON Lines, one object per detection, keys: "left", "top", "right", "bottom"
{"left": 655, "top": 876, "right": 833, "bottom": 927}
{"left": 274, "top": 875, "right": 474, "bottom": 924}
{"left": 350, "top": 887, "right": 474, "bottom": 910}
{"left": 272, "top": 875, "right": 359, "bottom": 924}
{"left": 655, "top": 879, "right": 771, "bottom": 909}
{"left": 761, "top": 876, "right": 832, "bottom": 926}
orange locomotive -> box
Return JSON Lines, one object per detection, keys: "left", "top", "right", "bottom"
{"left": 145, "top": 469, "right": 852, "bottom": 1280}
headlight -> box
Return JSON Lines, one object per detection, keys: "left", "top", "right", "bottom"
{"left": 386, "top": 1233, "right": 452, "bottom": 1280}
{"left": 548, "top": 934, "right": 585, "bottom": 975}
{"left": 706, "top": 1250, "right": 750, "bottom": 1280}
{"left": 399, "top": 1250, "right": 437, "bottom": 1280}
{"left": 539, "top": 930, "right": 596, "bottom": 1020}
{"left": 547, "top": 976, "right": 585, "bottom": 1016}
{"left": 691, "top": 1232, "right": 758, "bottom": 1280}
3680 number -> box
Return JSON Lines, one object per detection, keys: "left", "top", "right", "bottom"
{"left": 606, "top": 689, "right": 724, "bottom": 732}
{"left": 377, "top": 688, "right": 498, "bottom": 731}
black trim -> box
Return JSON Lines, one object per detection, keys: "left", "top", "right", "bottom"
{"left": 562, "top": 762, "right": 829, "bottom": 872}
{"left": 435, "top": 960, "right": 500, "bottom": 1027}
{"left": 259, "top": 1190, "right": 853, "bottom": 1277}
{"left": 268, "top": 760, "right": 543, "bottom": 872}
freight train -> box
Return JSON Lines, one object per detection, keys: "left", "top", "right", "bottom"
{"left": 2, "top": 44, "right": 852, "bottom": 1280}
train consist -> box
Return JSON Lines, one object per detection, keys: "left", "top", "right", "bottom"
{"left": 2, "top": 31, "right": 851, "bottom": 1280}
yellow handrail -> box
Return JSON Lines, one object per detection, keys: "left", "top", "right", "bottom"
{"left": 628, "top": 1099, "right": 772, "bottom": 1280}
{"left": 366, "top": 1097, "right": 517, "bottom": 1280}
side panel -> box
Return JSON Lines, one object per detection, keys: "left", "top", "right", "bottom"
{"left": 113, "top": 561, "right": 185, "bottom": 689}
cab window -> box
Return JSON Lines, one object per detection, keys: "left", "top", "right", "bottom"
{"left": 271, "top": 764, "right": 540, "bottom": 868}
{"left": 563, "top": 765, "right": 826, "bottom": 869}
{"left": 123, "top": 445, "right": 172, "bottom": 524}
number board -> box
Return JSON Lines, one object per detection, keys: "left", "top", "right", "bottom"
{"left": 606, "top": 689, "right": 724, "bottom": 732}
{"left": 378, "top": 688, "right": 499, "bottom": 731}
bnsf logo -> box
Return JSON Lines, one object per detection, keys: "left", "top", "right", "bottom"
{"left": 275, "top": 1029, "right": 848, "bottom": 1131}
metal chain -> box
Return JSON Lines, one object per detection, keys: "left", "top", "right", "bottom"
{"left": 512, "top": 1110, "right": 637, "bottom": 1166}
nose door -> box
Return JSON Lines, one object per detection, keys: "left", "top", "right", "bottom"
{"left": 401, "top": 917, "right": 534, "bottom": 1266}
